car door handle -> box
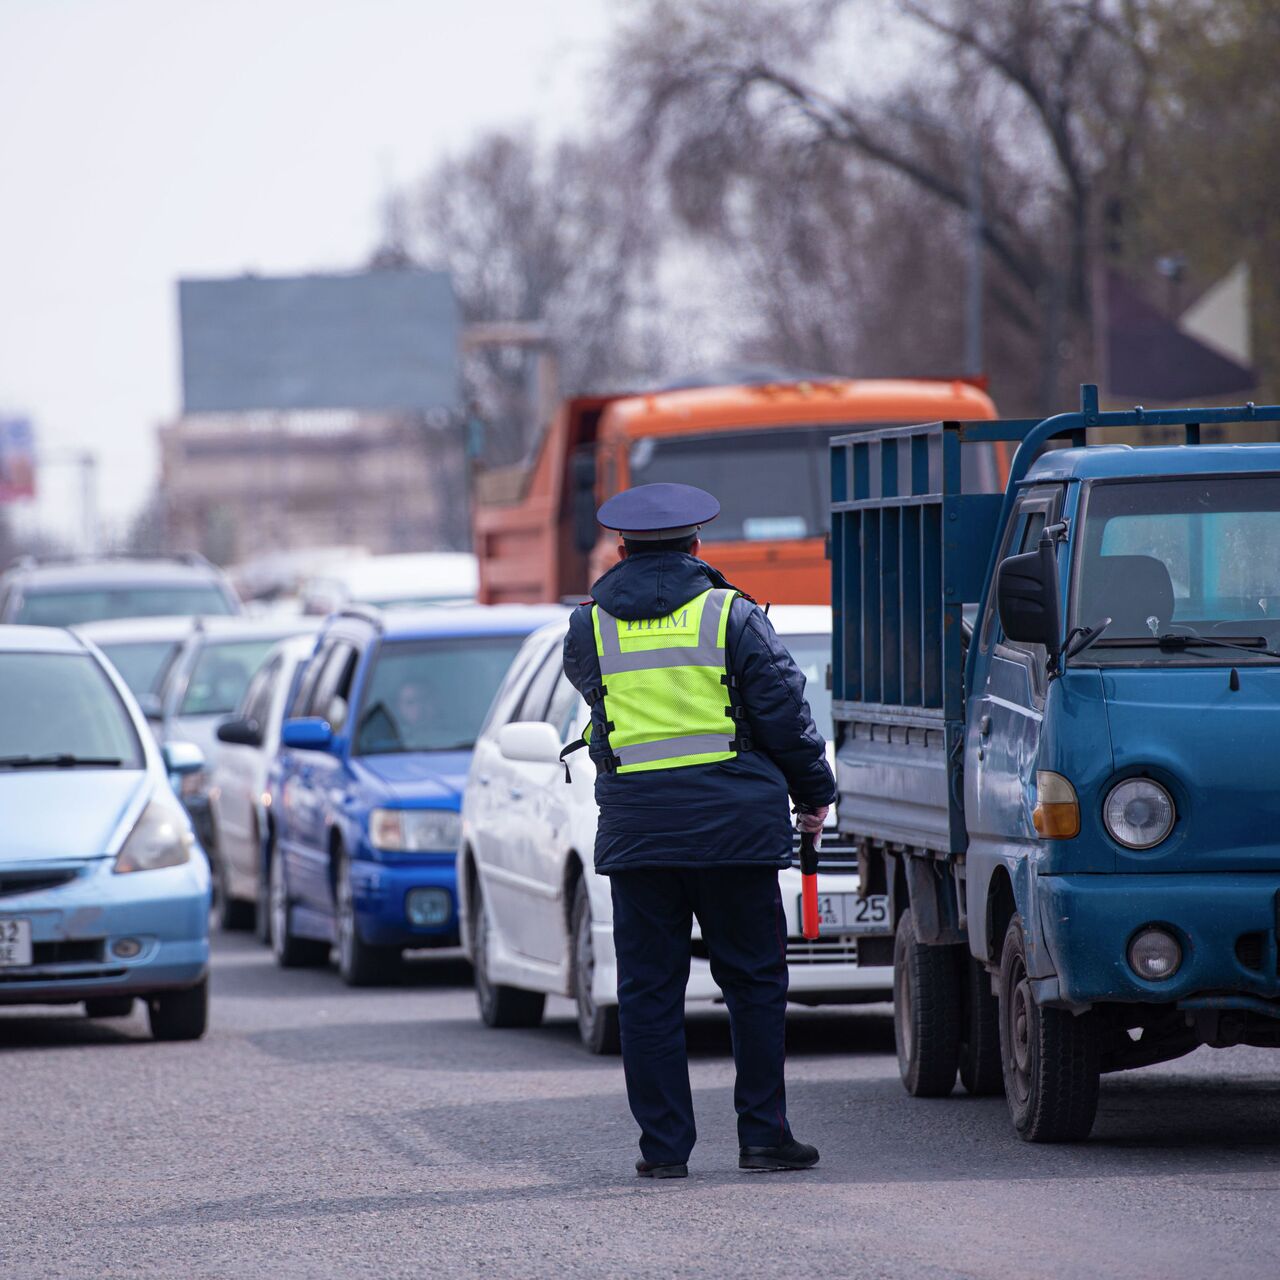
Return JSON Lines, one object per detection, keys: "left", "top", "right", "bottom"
{"left": 979, "top": 716, "right": 992, "bottom": 738}
{"left": 508, "top": 786, "right": 524, "bottom": 801}
{"left": 477, "top": 775, "right": 491, "bottom": 787}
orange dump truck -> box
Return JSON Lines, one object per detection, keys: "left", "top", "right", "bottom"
{"left": 473, "top": 377, "right": 1000, "bottom": 605}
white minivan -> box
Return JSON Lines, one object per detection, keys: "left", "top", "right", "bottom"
{"left": 457, "top": 606, "right": 893, "bottom": 1053}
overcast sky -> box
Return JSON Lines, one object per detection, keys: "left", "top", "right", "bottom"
{"left": 0, "top": 0, "right": 611, "bottom": 544}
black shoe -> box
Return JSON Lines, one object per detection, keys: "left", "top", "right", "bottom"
{"left": 636, "top": 1158, "right": 688, "bottom": 1179}
{"left": 739, "top": 1138, "right": 820, "bottom": 1172}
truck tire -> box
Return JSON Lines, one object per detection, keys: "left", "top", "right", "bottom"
{"left": 998, "top": 913, "right": 1100, "bottom": 1142}
{"left": 472, "top": 880, "right": 545, "bottom": 1029}
{"left": 958, "top": 950, "right": 1004, "bottom": 1097}
{"left": 571, "top": 878, "right": 620, "bottom": 1055}
{"left": 893, "top": 908, "right": 961, "bottom": 1097}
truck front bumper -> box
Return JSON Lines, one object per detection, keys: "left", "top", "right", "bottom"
{"left": 1038, "top": 872, "right": 1280, "bottom": 1008}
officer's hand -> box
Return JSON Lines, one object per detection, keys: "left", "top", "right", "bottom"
{"left": 797, "top": 806, "right": 828, "bottom": 834}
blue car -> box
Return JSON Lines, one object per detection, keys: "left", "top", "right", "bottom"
{"left": 266, "top": 604, "right": 564, "bottom": 985}
{"left": 0, "top": 625, "right": 211, "bottom": 1039}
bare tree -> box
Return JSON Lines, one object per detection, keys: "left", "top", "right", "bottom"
{"left": 613, "top": 0, "right": 1162, "bottom": 411}
{"left": 393, "top": 131, "right": 660, "bottom": 464}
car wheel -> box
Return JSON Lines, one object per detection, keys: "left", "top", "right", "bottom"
{"left": 472, "top": 878, "right": 545, "bottom": 1029}
{"left": 84, "top": 996, "right": 134, "bottom": 1018}
{"left": 270, "top": 849, "right": 328, "bottom": 968}
{"left": 999, "top": 913, "right": 1100, "bottom": 1142}
{"left": 571, "top": 878, "right": 619, "bottom": 1055}
{"left": 958, "top": 949, "right": 1004, "bottom": 1097}
{"left": 147, "top": 978, "right": 208, "bottom": 1041}
{"left": 893, "top": 907, "right": 961, "bottom": 1097}
{"left": 335, "top": 850, "right": 397, "bottom": 987}
{"left": 254, "top": 833, "right": 272, "bottom": 946}
{"left": 216, "top": 850, "right": 255, "bottom": 933}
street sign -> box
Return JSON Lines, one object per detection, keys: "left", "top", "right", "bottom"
{"left": 0, "top": 417, "right": 35, "bottom": 502}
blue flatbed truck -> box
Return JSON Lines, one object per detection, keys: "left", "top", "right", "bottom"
{"left": 830, "top": 385, "right": 1280, "bottom": 1141}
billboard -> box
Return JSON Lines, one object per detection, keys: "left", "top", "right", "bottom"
{"left": 179, "top": 269, "right": 461, "bottom": 415}
{"left": 0, "top": 417, "right": 35, "bottom": 502}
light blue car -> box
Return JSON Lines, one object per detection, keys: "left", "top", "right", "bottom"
{"left": 0, "top": 625, "right": 211, "bottom": 1039}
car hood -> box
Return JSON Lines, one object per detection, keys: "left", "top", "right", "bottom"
{"left": 1101, "top": 666, "right": 1280, "bottom": 873}
{"left": 0, "top": 770, "right": 149, "bottom": 863}
{"left": 352, "top": 751, "right": 473, "bottom": 806}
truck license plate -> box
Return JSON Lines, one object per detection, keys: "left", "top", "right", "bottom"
{"left": 800, "top": 893, "right": 890, "bottom": 936}
{"left": 0, "top": 918, "right": 33, "bottom": 967}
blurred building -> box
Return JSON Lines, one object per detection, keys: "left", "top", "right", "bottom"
{"left": 159, "top": 410, "right": 465, "bottom": 563}
{"left": 162, "top": 268, "right": 464, "bottom": 564}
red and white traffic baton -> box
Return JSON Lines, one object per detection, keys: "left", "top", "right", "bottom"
{"left": 798, "top": 827, "right": 821, "bottom": 941}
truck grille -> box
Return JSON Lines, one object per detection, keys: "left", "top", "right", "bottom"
{"left": 0, "top": 867, "right": 80, "bottom": 898}
{"left": 789, "top": 831, "right": 859, "bottom": 871}
{"left": 786, "top": 937, "right": 859, "bottom": 965}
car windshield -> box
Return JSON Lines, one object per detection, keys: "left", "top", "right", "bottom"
{"left": 628, "top": 427, "right": 1005, "bottom": 542}
{"left": 98, "top": 640, "right": 182, "bottom": 698}
{"left": 354, "top": 635, "right": 527, "bottom": 755}
{"left": 1076, "top": 476, "right": 1280, "bottom": 663}
{"left": 15, "top": 584, "right": 234, "bottom": 626}
{"left": 0, "top": 652, "right": 143, "bottom": 768}
{"left": 779, "top": 633, "right": 833, "bottom": 738}
{"left": 180, "top": 639, "right": 280, "bottom": 715}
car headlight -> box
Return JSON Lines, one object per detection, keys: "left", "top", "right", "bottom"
{"left": 114, "top": 796, "right": 195, "bottom": 873}
{"left": 1104, "top": 778, "right": 1175, "bottom": 849}
{"left": 370, "top": 808, "right": 461, "bottom": 853}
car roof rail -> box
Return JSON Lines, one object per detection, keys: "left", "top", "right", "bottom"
{"left": 334, "top": 604, "right": 384, "bottom": 631}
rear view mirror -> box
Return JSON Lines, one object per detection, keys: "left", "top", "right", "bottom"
{"left": 281, "top": 717, "right": 333, "bottom": 751}
{"left": 497, "top": 721, "right": 564, "bottom": 765}
{"left": 216, "top": 716, "right": 264, "bottom": 748}
{"left": 997, "top": 536, "right": 1061, "bottom": 652}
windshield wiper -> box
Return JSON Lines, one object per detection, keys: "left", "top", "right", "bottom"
{"left": 0, "top": 754, "right": 125, "bottom": 769}
{"left": 1096, "top": 633, "right": 1280, "bottom": 661}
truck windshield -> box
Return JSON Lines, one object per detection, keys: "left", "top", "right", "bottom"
{"left": 628, "top": 427, "right": 1005, "bottom": 542}
{"left": 16, "top": 584, "right": 235, "bottom": 626}
{"left": 1076, "top": 476, "right": 1280, "bottom": 662}
{"left": 354, "top": 635, "right": 528, "bottom": 755}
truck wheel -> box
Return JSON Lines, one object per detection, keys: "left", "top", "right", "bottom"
{"left": 893, "top": 908, "right": 961, "bottom": 1097}
{"left": 270, "top": 851, "right": 329, "bottom": 969}
{"left": 335, "top": 850, "right": 398, "bottom": 987}
{"left": 571, "top": 878, "right": 620, "bottom": 1055}
{"left": 959, "top": 950, "right": 1004, "bottom": 1097}
{"left": 472, "top": 880, "right": 545, "bottom": 1029}
{"left": 998, "top": 914, "right": 1100, "bottom": 1142}
{"left": 147, "top": 978, "right": 209, "bottom": 1042}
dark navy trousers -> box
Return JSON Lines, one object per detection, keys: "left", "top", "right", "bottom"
{"left": 609, "top": 866, "right": 792, "bottom": 1165}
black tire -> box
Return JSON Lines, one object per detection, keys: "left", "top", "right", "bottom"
{"left": 216, "top": 849, "right": 255, "bottom": 933}
{"left": 335, "top": 849, "right": 398, "bottom": 986}
{"left": 147, "top": 978, "right": 208, "bottom": 1041}
{"left": 471, "top": 878, "right": 545, "bottom": 1029}
{"left": 254, "top": 849, "right": 272, "bottom": 945}
{"left": 893, "top": 907, "right": 961, "bottom": 1097}
{"left": 959, "top": 949, "right": 1005, "bottom": 1097}
{"left": 570, "top": 877, "right": 620, "bottom": 1055}
{"left": 84, "top": 996, "right": 133, "bottom": 1018}
{"left": 269, "top": 849, "right": 329, "bottom": 968}
{"left": 998, "top": 913, "right": 1100, "bottom": 1142}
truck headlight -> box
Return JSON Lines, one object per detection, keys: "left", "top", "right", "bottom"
{"left": 114, "top": 796, "right": 195, "bottom": 873}
{"left": 370, "top": 808, "right": 461, "bottom": 853}
{"left": 1104, "top": 778, "right": 1175, "bottom": 849}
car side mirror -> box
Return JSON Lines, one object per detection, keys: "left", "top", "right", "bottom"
{"left": 497, "top": 720, "right": 564, "bottom": 765}
{"left": 138, "top": 692, "right": 163, "bottom": 721}
{"left": 281, "top": 717, "right": 333, "bottom": 751}
{"left": 216, "top": 716, "right": 264, "bottom": 748}
{"left": 996, "top": 534, "right": 1062, "bottom": 652}
{"left": 162, "top": 741, "right": 205, "bottom": 776}
{"left": 570, "top": 448, "right": 599, "bottom": 555}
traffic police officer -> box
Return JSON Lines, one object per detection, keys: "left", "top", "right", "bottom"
{"left": 562, "top": 482, "right": 835, "bottom": 1178}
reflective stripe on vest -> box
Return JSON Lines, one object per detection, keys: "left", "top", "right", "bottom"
{"left": 591, "top": 587, "right": 737, "bottom": 773}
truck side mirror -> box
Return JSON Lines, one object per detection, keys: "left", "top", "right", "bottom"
{"left": 570, "top": 449, "right": 598, "bottom": 554}
{"left": 996, "top": 535, "right": 1061, "bottom": 652}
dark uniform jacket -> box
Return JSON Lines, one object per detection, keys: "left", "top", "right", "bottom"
{"left": 562, "top": 550, "right": 836, "bottom": 874}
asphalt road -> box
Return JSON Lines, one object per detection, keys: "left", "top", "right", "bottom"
{"left": 3, "top": 931, "right": 1279, "bottom": 1280}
